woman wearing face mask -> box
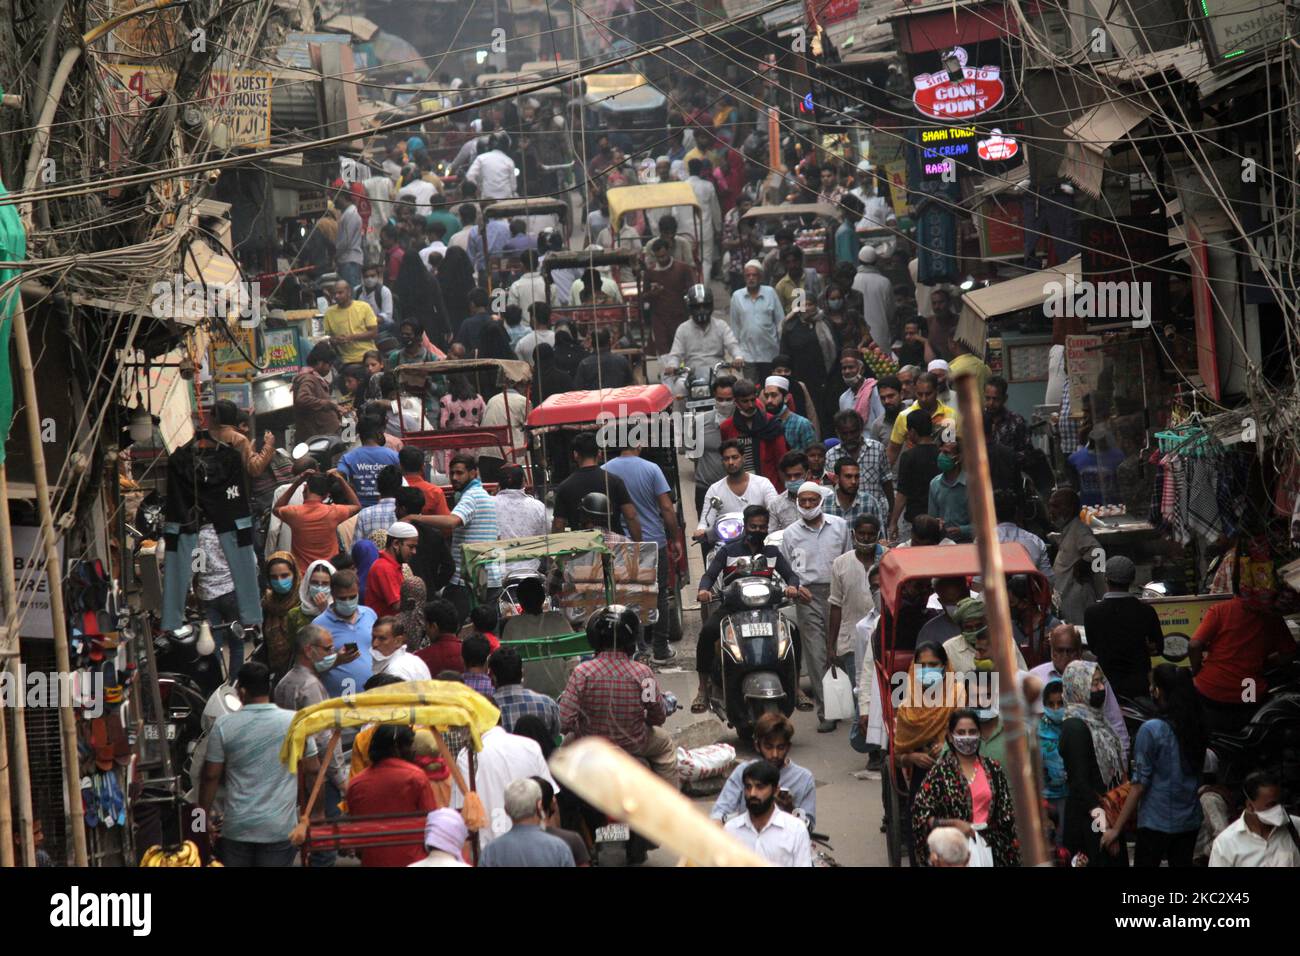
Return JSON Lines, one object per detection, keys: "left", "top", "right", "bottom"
{"left": 260, "top": 553, "right": 301, "bottom": 678}
{"left": 285, "top": 560, "right": 336, "bottom": 656}
{"left": 1100, "top": 664, "right": 1205, "bottom": 866}
{"left": 911, "top": 708, "right": 1021, "bottom": 866}
{"left": 1060, "top": 659, "right": 1130, "bottom": 866}
{"left": 891, "top": 642, "right": 965, "bottom": 862}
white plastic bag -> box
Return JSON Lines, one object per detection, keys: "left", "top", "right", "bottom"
{"left": 676, "top": 744, "right": 736, "bottom": 782}
{"left": 966, "top": 828, "right": 995, "bottom": 867}
{"left": 822, "top": 665, "right": 856, "bottom": 721}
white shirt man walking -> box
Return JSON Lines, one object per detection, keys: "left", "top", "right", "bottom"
{"left": 722, "top": 759, "right": 812, "bottom": 866}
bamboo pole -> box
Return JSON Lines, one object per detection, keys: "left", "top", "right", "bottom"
{"left": 10, "top": 301, "right": 87, "bottom": 866}
{"left": 0, "top": 464, "right": 16, "bottom": 867}
{"left": 953, "top": 370, "right": 1050, "bottom": 867}
{"left": 1, "top": 459, "right": 36, "bottom": 867}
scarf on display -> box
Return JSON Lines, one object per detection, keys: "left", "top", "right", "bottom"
{"left": 1062, "top": 660, "right": 1125, "bottom": 789}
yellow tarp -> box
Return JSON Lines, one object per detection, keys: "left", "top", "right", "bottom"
{"left": 607, "top": 182, "right": 699, "bottom": 230}
{"left": 279, "top": 681, "right": 501, "bottom": 772}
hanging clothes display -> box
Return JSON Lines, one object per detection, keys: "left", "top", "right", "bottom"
{"left": 161, "top": 437, "right": 263, "bottom": 631}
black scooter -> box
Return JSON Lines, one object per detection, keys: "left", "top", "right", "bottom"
{"left": 706, "top": 555, "right": 799, "bottom": 739}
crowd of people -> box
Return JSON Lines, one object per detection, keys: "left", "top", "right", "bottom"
{"left": 176, "top": 80, "right": 1299, "bottom": 870}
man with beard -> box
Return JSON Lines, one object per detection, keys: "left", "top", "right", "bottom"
{"left": 722, "top": 747, "right": 813, "bottom": 866}
{"left": 720, "top": 379, "right": 789, "bottom": 487}
{"left": 643, "top": 238, "right": 696, "bottom": 355}
{"left": 729, "top": 260, "right": 785, "bottom": 385}
{"left": 825, "top": 409, "right": 892, "bottom": 522}
{"left": 852, "top": 245, "right": 894, "bottom": 351}
{"left": 695, "top": 439, "right": 778, "bottom": 541}
{"left": 925, "top": 286, "right": 959, "bottom": 362}
{"left": 761, "top": 376, "right": 816, "bottom": 459}
{"left": 771, "top": 354, "right": 821, "bottom": 435}
{"left": 869, "top": 374, "right": 904, "bottom": 447}
{"left": 837, "top": 348, "right": 885, "bottom": 426}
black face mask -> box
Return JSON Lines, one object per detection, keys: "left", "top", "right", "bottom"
{"left": 747, "top": 530, "right": 767, "bottom": 548}
{"left": 1089, "top": 689, "right": 1107, "bottom": 708}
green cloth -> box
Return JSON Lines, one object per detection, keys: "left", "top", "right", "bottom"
{"left": 952, "top": 597, "right": 986, "bottom": 639}
{"left": 425, "top": 209, "right": 461, "bottom": 240}
{"left": 0, "top": 173, "right": 28, "bottom": 463}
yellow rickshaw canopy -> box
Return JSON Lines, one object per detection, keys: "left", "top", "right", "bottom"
{"left": 279, "top": 681, "right": 501, "bottom": 772}
{"left": 607, "top": 182, "right": 700, "bottom": 231}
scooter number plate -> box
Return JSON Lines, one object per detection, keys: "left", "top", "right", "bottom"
{"left": 143, "top": 724, "right": 178, "bottom": 740}
{"left": 740, "top": 623, "right": 773, "bottom": 637}
{"left": 595, "top": 823, "right": 630, "bottom": 843}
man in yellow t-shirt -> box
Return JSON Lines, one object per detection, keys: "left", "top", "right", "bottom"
{"left": 888, "top": 371, "right": 958, "bottom": 467}
{"left": 324, "top": 278, "right": 378, "bottom": 365}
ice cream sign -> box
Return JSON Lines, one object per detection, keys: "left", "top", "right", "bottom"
{"left": 912, "top": 47, "right": 1005, "bottom": 121}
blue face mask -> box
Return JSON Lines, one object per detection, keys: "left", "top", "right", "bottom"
{"left": 918, "top": 665, "right": 944, "bottom": 688}
{"left": 314, "top": 653, "right": 337, "bottom": 674}
{"left": 785, "top": 480, "right": 803, "bottom": 494}
{"left": 1043, "top": 706, "right": 1064, "bottom": 723}
{"left": 269, "top": 577, "right": 294, "bottom": 595}
{"left": 334, "top": 598, "right": 359, "bottom": 618}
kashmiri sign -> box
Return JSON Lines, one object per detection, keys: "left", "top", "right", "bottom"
{"left": 912, "top": 47, "right": 1005, "bottom": 121}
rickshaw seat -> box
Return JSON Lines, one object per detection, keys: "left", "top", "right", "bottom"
{"left": 500, "top": 611, "right": 574, "bottom": 642}
{"left": 302, "top": 813, "right": 430, "bottom": 855}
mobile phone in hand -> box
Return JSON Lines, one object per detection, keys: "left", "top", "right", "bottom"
{"left": 344, "top": 642, "right": 358, "bottom": 654}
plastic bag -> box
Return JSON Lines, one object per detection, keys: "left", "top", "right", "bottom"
{"left": 676, "top": 743, "right": 736, "bottom": 782}
{"left": 967, "top": 829, "right": 994, "bottom": 867}
{"left": 822, "top": 665, "right": 856, "bottom": 721}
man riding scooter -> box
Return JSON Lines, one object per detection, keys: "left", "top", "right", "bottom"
{"left": 662, "top": 284, "right": 743, "bottom": 405}
{"left": 692, "top": 504, "right": 810, "bottom": 714}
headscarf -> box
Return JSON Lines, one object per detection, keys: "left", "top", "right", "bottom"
{"left": 532, "top": 342, "right": 574, "bottom": 402}
{"left": 1062, "top": 660, "right": 1125, "bottom": 788}
{"left": 422, "top": 808, "right": 468, "bottom": 857}
{"left": 399, "top": 576, "right": 429, "bottom": 651}
{"left": 298, "top": 558, "right": 337, "bottom": 617}
{"left": 894, "top": 657, "right": 964, "bottom": 754}
{"left": 352, "top": 540, "right": 380, "bottom": 600}
{"left": 437, "top": 246, "right": 476, "bottom": 323}
{"left": 261, "top": 551, "right": 300, "bottom": 675}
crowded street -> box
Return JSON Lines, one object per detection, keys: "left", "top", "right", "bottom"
{"left": 1, "top": 1, "right": 1299, "bottom": 922}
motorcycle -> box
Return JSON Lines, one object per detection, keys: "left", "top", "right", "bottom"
{"left": 706, "top": 554, "right": 799, "bottom": 739}
{"left": 662, "top": 360, "right": 739, "bottom": 417}
{"left": 292, "top": 433, "right": 348, "bottom": 472}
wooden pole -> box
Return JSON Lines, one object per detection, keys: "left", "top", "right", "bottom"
{"left": 10, "top": 301, "right": 87, "bottom": 866}
{"left": 0, "top": 464, "right": 35, "bottom": 866}
{"left": 953, "top": 370, "right": 1050, "bottom": 867}
{"left": 0, "top": 463, "right": 17, "bottom": 867}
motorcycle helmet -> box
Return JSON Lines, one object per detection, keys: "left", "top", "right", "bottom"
{"left": 684, "top": 283, "right": 713, "bottom": 326}
{"left": 489, "top": 131, "right": 510, "bottom": 152}
{"left": 580, "top": 491, "right": 614, "bottom": 529}
{"left": 585, "top": 604, "right": 640, "bottom": 653}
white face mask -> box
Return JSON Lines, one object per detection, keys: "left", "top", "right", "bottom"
{"left": 363, "top": 277, "right": 380, "bottom": 289}
{"left": 715, "top": 400, "right": 735, "bottom": 419}
{"left": 1254, "top": 804, "right": 1288, "bottom": 827}
{"left": 370, "top": 646, "right": 398, "bottom": 669}
{"left": 798, "top": 503, "right": 823, "bottom": 521}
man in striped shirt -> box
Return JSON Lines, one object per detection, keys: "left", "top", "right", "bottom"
{"left": 408, "top": 454, "right": 500, "bottom": 623}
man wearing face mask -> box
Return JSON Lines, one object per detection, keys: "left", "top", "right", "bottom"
{"left": 781, "top": 482, "right": 851, "bottom": 731}
{"left": 315, "top": 568, "right": 376, "bottom": 698}
{"left": 827, "top": 514, "right": 886, "bottom": 717}
{"left": 694, "top": 505, "right": 805, "bottom": 713}
{"left": 1209, "top": 770, "right": 1300, "bottom": 866}
{"left": 767, "top": 451, "right": 809, "bottom": 532}
{"left": 826, "top": 409, "right": 892, "bottom": 521}
{"left": 687, "top": 376, "right": 735, "bottom": 540}
{"left": 368, "top": 615, "right": 432, "bottom": 682}
{"left": 917, "top": 576, "right": 975, "bottom": 647}
{"left": 927, "top": 439, "right": 973, "bottom": 542}
{"left": 666, "top": 284, "right": 743, "bottom": 377}
{"left": 761, "top": 377, "right": 815, "bottom": 460}
{"left": 940, "top": 598, "right": 1026, "bottom": 677}
{"left": 359, "top": 263, "right": 395, "bottom": 333}
{"left": 275, "top": 624, "right": 350, "bottom": 865}
{"left": 720, "top": 379, "right": 789, "bottom": 488}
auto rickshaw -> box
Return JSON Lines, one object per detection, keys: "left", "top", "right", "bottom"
{"left": 742, "top": 202, "right": 841, "bottom": 277}
{"left": 280, "top": 680, "right": 500, "bottom": 865}
{"left": 581, "top": 74, "right": 668, "bottom": 153}
{"left": 393, "top": 357, "right": 535, "bottom": 489}
{"left": 526, "top": 385, "right": 687, "bottom": 642}
{"left": 606, "top": 182, "right": 703, "bottom": 281}
{"left": 541, "top": 248, "right": 647, "bottom": 376}
{"left": 482, "top": 197, "right": 570, "bottom": 290}
{"left": 872, "top": 543, "right": 1052, "bottom": 866}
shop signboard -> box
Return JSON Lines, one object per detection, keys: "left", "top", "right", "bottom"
{"left": 912, "top": 47, "right": 1005, "bottom": 122}
{"left": 916, "top": 202, "right": 957, "bottom": 284}
{"left": 104, "top": 65, "right": 272, "bottom": 149}
{"left": 1142, "top": 593, "right": 1231, "bottom": 666}
{"left": 260, "top": 328, "right": 303, "bottom": 374}
{"left": 211, "top": 324, "right": 258, "bottom": 381}
{"left": 975, "top": 196, "right": 1024, "bottom": 260}
{"left": 9, "top": 526, "right": 63, "bottom": 640}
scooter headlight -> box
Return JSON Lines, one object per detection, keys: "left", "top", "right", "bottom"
{"left": 776, "top": 618, "right": 791, "bottom": 659}
{"left": 722, "top": 622, "right": 742, "bottom": 661}
{"left": 740, "top": 582, "right": 772, "bottom": 607}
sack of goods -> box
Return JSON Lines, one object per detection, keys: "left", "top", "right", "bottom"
{"left": 676, "top": 743, "right": 737, "bottom": 782}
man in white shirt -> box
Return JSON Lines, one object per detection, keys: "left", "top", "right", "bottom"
{"left": 369, "top": 616, "right": 433, "bottom": 682}
{"left": 359, "top": 263, "right": 394, "bottom": 329}
{"left": 507, "top": 250, "right": 548, "bottom": 317}
{"left": 666, "top": 286, "right": 743, "bottom": 378}
{"left": 852, "top": 245, "right": 895, "bottom": 352}
{"left": 515, "top": 302, "right": 556, "bottom": 364}
{"left": 1209, "top": 771, "right": 1300, "bottom": 866}
{"left": 448, "top": 203, "right": 478, "bottom": 252}
{"left": 452, "top": 724, "right": 557, "bottom": 849}
{"left": 722, "top": 760, "right": 812, "bottom": 866}
{"left": 465, "top": 133, "right": 518, "bottom": 200}
{"left": 397, "top": 177, "right": 437, "bottom": 217}
{"left": 685, "top": 158, "right": 723, "bottom": 280}
{"left": 993, "top": 489, "right": 1052, "bottom": 581}
{"left": 695, "top": 439, "right": 777, "bottom": 538}
{"left": 780, "top": 482, "right": 851, "bottom": 731}
{"left": 479, "top": 378, "right": 531, "bottom": 478}
{"left": 490, "top": 465, "right": 548, "bottom": 576}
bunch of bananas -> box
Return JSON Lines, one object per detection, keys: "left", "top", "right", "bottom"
{"left": 140, "top": 841, "right": 202, "bottom": 867}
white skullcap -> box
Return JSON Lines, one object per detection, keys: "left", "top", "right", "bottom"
{"left": 656, "top": 155, "right": 670, "bottom": 164}
{"left": 386, "top": 521, "right": 418, "bottom": 539}
{"left": 765, "top": 375, "right": 790, "bottom": 392}
{"left": 858, "top": 246, "right": 878, "bottom": 265}
{"left": 743, "top": 259, "right": 763, "bottom": 272}
{"left": 797, "top": 481, "right": 823, "bottom": 497}
{"left": 927, "top": 359, "right": 950, "bottom": 373}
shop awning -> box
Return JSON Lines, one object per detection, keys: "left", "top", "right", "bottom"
{"left": 1059, "top": 100, "right": 1151, "bottom": 198}
{"left": 955, "top": 256, "right": 1082, "bottom": 355}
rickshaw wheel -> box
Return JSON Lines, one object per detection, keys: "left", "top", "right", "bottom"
{"left": 883, "top": 756, "right": 904, "bottom": 868}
